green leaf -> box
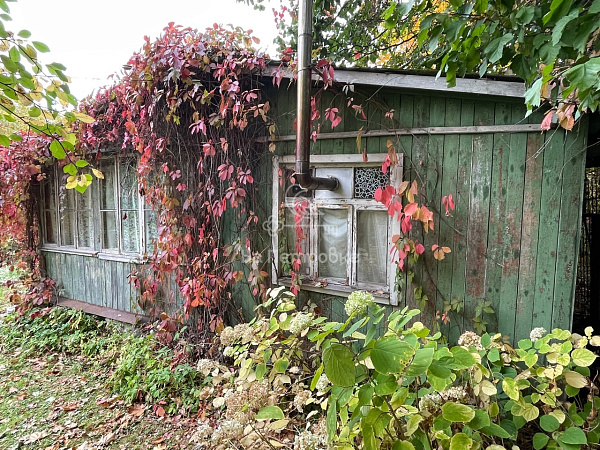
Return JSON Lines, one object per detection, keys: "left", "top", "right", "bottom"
{"left": 63, "top": 164, "right": 77, "bottom": 176}
{"left": 32, "top": 41, "right": 50, "bottom": 53}
{"left": 468, "top": 409, "right": 491, "bottom": 430}
{"left": 572, "top": 348, "right": 597, "bottom": 367}
{"left": 17, "top": 29, "right": 31, "bottom": 38}
{"left": 449, "top": 432, "right": 473, "bottom": 450}
{"left": 371, "top": 336, "right": 414, "bottom": 374}
{"left": 552, "top": 10, "right": 578, "bottom": 45}
{"left": 533, "top": 433, "right": 550, "bottom": 450}
{"left": 480, "top": 423, "right": 511, "bottom": 438}
{"left": 486, "top": 33, "right": 513, "bottom": 63}
{"left": 0, "top": 134, "right": 10, "bottom": 147}
{"left": 563, "top": 370, "right": 588, "bottom": 388}
{"left": 75, "top": 160, "right": 89, "bottom": 168}
{"left": 560, "top": 427, "right": 588, "bottom": 445}
{"left": 502, "top": 378, "right": 520, "bottom": 401}
{"left": 448, "top": 347, "right": 476, "bottom": 369}
{"left": 327, "top": 399, "right": 337, "bottom": 441}
{"left": 255, "top": 406, "right": 284, "bottom": 420}
{"left": 274, "top": 358, "right": 289, "bottom": 374}
{"left": 392, "top": 441, "right": 415, "bottom": 450}
{"left": 524, "top": 78, "right": 543, "bottom": 109}
{"left": 540, "top": 414, "right": 560, "bottom": 432}
{"left": 591, "top": 0, "right": 600, "bottom": 13}
{"left": 404, "top": 347, "right": 434, "bottom": 377}
{"left": 441, "top": 402, "right": 475, "bottom": 423}
{"left": 49, "top": 140, "right": 66, "bottom": 159}
{"left": 323, "top": 343, "right": 355, "bottom": 387}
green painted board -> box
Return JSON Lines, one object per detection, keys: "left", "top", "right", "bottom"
{"left": 552, "top": 120, "right": 587, "bottom": 330}
{"left": 514, "top": 132, "right": 545, "bottom": 341}
{"left": 532, "top": 130, "right": 565, "bottom": 333}
{"left": 497, "top": 105, "right": 528, "bottom": 341}
{"left": 449, "top": 100, "right": 474, "bottom": 341}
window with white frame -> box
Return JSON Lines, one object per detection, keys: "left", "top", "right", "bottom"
{"left": 41, "top": 156, "right": 157, "bottom": 258}
{"left": 271, "top": 154, "right": 402, "bottom": 303}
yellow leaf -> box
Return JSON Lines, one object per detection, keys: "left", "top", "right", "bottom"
{"left": 65, "top": 175, "right": 77, "bottom": 189}
{"left": 73, "top": 111, "right": 96, "bottom": 124}
{"left": 563, "top": 370, "right": 588, "bottom": 388}
{"left": 92, "top": 168, "right": 104, "bottom": 179}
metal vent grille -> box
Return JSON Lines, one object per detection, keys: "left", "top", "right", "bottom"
{"left": 354, "top": 167, "right": 389, "bottom": 199}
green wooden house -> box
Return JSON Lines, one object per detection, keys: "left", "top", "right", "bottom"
{"left": 39, "top": 66, "right": 597, "bottom": 342}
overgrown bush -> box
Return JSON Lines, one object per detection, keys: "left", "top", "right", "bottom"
{"left": 203, "top": 287, "right": 600, "bottom": 450}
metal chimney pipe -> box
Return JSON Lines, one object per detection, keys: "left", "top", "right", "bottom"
{"left": 295, "top": 0, "right": 338, "bottom": 191}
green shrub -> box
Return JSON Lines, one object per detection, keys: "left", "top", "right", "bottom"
{"left": 108, "top": 334, "right": 207, "bottom": 414}
{"left": 216, "top": 287, "right": 600, "bottom": 450}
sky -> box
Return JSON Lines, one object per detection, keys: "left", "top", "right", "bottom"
{"left": 8, "top": 0, "right": 280, "bottom": 100}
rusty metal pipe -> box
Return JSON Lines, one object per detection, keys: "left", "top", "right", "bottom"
{"left": 295, "top": 0, "right": 338, "bottom": 191}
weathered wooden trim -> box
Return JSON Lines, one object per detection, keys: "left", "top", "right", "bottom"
{"left": 41, "top": 247, "right": 146, "bottom": 264}
{"left": 278, "top": 153, "right": 387, "bottom": 165}
{"left": 56, "top": 297, "right": 149, "bottom": 324}
{"left": 264, "top": 65, "right": 526, "bottom": 98}
{"left": 258, "top": 124, "right": 543, "bottom": 143}
{"left": 276, "top": 278, "right": 391, "bottom": 304}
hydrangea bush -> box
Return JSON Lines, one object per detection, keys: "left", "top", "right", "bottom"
{"left": 192, "top": 287, "right": 600, "bottom": 450}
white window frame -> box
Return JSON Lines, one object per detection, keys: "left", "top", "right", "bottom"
{"left": 40, "top": 156, "right": 155, "bottom": 263}
{"left": 271, "top": 154, "right": 403, "bottom": 305}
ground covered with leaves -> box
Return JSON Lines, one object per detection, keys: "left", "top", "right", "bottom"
{"left": 0, "top": 309, "right": 207, "bottom": 450}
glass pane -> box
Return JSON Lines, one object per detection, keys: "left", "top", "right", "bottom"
{"left": 61, "top": 212, "right": 75, "bottom": 246}
{"left": 101, "top": 211, "right": 118, "bottom": 250}
{"left": 121, "top": 210, "right": 139, "bottom": 253}
{"left": 318, "top": 208, "right": 348, "bottom": 279}
{"left": 354, "top": 167, "right": 389, "bottom": 199}
{"left": 145, "top": 210, "right": 158, "bottom": 251}
{"left": 78, "top": 187, "right": 92, "bottom": 210}
{"left": 43, "top": 179, "right": 56, "bottom": 210}
{"left": 61, "top": 188, "right": 76, "bottom": 211}
{"left": 77, "top": 211, "right": 93, "bottom": 248}
{"left": 120, "top": 162, "right": 138, "bottom": 210}
{"left": 44, "top": 210, "right": 57, "bottom": 244}
{"left": 99, "top": 162, "right": 116, "bottom": 209}
{"left": 282, "top": 207, "right": 310, "bottom": 276}
{"left": 357, "top": 210, "right": 388, "bottom": 285}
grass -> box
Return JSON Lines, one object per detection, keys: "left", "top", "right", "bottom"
{"left": 0, "top": 308, "right": 204, "bottom": 449}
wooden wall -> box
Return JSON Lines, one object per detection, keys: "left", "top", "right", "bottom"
{"left": 266, "top": 82, "right": 588, "bottom": 342}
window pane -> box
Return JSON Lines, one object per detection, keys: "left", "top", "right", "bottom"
{"left": 100, "top": 163, "right": 116, "bottom": 209}
{"left": 61, "top": 188, "right": 76, "bottom": 211}
{"left": 61, "top": 212, "right": 75, "bottom": 246}
{"left": 120, "top": 163, "right": 138, "bottom": 210}
{"left": 44, "top": 211, "right": 57, "bottom": 244}
{"left": 145, "top": 209, "right": 158, "bottom": 251}
{"left": 77, "top": 211, "right": 93, "bottom": 248}
{"left": 102, "top": 211, "right": 118, "bottom": 250}
{"left": 43, "top": 179, "right": 56, "bottom": 210}
{"left": 357, "top": 210, "right": 388, "bottom": 285}
{"left": 282, "top": 208, "right": 310, "bottom": 276}
{"left": 318, "top": 208, "right": 348, "bottom": 280}
{"left": 121, "top": 210, "right": 139, "bottom": 253}
{"left": 78, "top": 187, "right": 92, "bottom": 210}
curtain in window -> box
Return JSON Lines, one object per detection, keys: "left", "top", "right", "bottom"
{"left": 356, "top": 210, "right": 388, "bottom": 285}
{"left": 318, "top": 208, "right": 348, "bottom": 280}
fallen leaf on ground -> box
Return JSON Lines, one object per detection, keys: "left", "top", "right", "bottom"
{"left": 128, "top": 403, "right": 146, "bottom": 417}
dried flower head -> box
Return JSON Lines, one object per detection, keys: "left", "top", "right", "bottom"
{"left": 530, "top": 327, "right": 546, "bottom": 342}
{"left": 289, "top": 312, "right": 312, "bottom": 335}
{"left": 458, "top": 331, "right": 483, "bottom": 351}
{"left": 293, "top": 430, "right": 326, "bottom": 450}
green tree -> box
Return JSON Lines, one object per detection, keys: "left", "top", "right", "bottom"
{"left": 247, "top": 0, "right": 600, "bottom": 128}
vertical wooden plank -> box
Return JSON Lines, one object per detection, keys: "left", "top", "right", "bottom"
{"left": 532, "top": 130, "right": 565, "bottom": 334}
{"left": 497, "top": 104, "right": 528, "bottom": 342}
{"left": 463, "top": 103, "right": 495, "bottom": 333}
{"left": 552, "top": 119, "right": 588, "bottom": 330}
{"left": 436, "top": 97, "right": 461, "bottom": 337}
{"left": 514, "top": 132, "right": 545, "bottom": 341}
{"left": 103, "top": 260, "right": 112, "bottom": 308}
{"left": 82, "top": 256, "right": 91, "bottom": 304}
{"left": 397, "top": 94, "right": 414, "bottom": 309}
{"left": 485, "top": 102, "right": 512, "bottom": 332}
{"left": 449, "top": 100, "right": 474, "bottom": 341}
{"left": 423, "top": 96, "right": 445, "bottom": 326}
{"left": 63, "top": 254, "right": 72, "bottom": 299}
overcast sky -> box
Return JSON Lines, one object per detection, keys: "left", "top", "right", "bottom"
{"left": 8, "top": 0, "right": 280, "bottom": 100}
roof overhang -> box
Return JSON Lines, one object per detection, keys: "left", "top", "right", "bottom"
{"left": 264, "top": 63, "right": 526, "bottom": 99}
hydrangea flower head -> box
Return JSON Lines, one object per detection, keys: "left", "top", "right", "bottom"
{"left": 530, "top": 327, "right": 546, "bottom": 342}
{"left": 345, "top": 290, "right": 375, "bottom": 317}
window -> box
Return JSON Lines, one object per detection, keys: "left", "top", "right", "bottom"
{"left": 272, "top": 154, "right": 402, "bottom": 304}
{"left": 41, "top": 156, "right": 157, "bottom": 259}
